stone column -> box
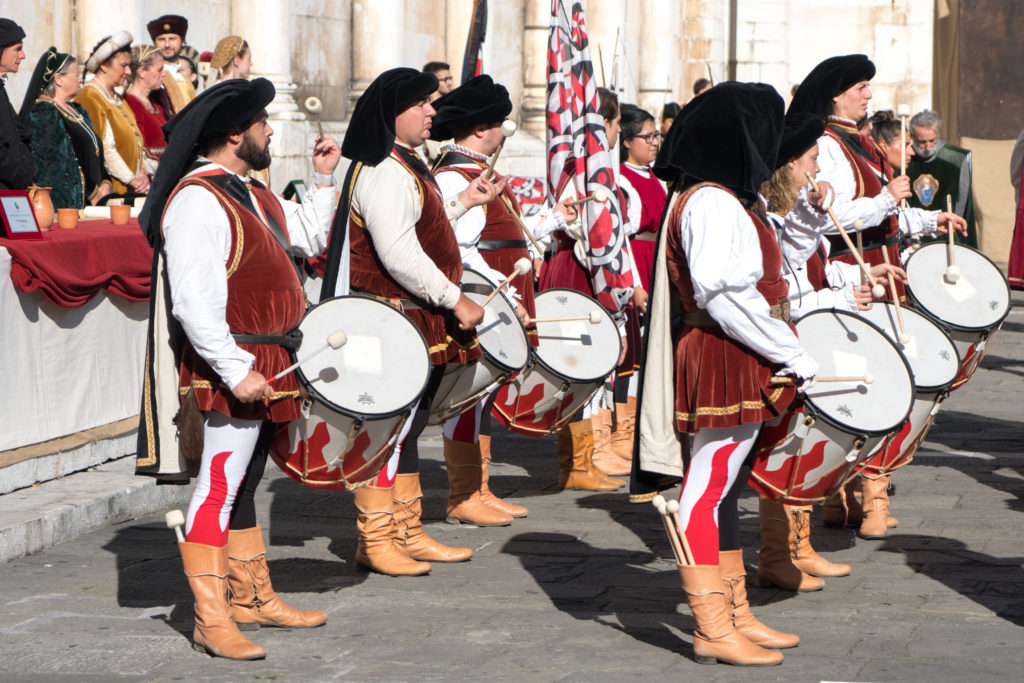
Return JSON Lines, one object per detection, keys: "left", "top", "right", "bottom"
{"left": 348, "top": 0, "right": 406, "bottom": 111}
{"left": 231, "top": 0, "right": 300, "bottom": 120}
{"left": 520, "top": 0, "right": 549, "bottom": 139}
{"left": 74, "top": 1, "right": 141, "bottom": 68}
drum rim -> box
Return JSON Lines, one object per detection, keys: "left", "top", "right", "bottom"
{"left": 292, "top": 294, "right": 433, "bottom": 420}
{"left": 854, "top": 301, "right": 961, "bottom": 393}
{"left": 905, "top": 242, "right": 1013, "bottom": 333}
{"left": 461, "top": 267, "right": 530, "bottom": 373}
{"left": 531, "top": 287, "right": 623, "bottom": 382}
{"left": 799, "top": 309, "right": 916, "bottom": 437}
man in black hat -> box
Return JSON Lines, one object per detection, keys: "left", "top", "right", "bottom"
{"left": 320, "top": 67, "right": 503, "bottom": 577}
{"left": 137, "top": 77, "right": 340, "bottom": 660}
{"left": 430, "top": 74, "right": 578, "bottom": 527}
{"left": 0, "top": 18, "right": 32, "bottom": 190}
{"left": 147, "top": 14, "right": 195, "bottom": 113}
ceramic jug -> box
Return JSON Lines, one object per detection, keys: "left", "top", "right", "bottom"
{"left": 27, "top": 186, "right": 54, "bottom": 229}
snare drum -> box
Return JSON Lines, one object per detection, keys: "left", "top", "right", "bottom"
{"left": 427, "top": 269, "right": 530, "bottom": 425}
{"left": 855, "top": 302, "right": 960, "bottom": 477}
{"left": 491, "top": 288, "right": 621, "bottom": 436}
{"left": 905, "top": 242, "right": 1011, "bottom": 391}
{"left": 748, "top": 310, "right": 914, "bottom": 505}
{"left": 269, "top": 296, "right": 431, "bottom": 490}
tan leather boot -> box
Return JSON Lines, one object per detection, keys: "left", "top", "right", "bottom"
{"left": 859, "top": 475, "right": 893, "bottom": 539}
{"left": 678, "top": 563, "right": 783, "bottom": 666}
{"left": 756, "top": 497, "right": 824, "bottom": 591}
{"left": 393, "top": 472, "right": 474, "bottom": 562}
{"left": 226, "top": 526, "right": 326, "bottom": 629}
{"left": 179, "top": 541, "right": 266, "bottom": 660}
{"left": 719, "top": 550, "right": 799, "bottom": 649}
{"left": 478, "top": 434, "right": 528, "bottom": 518}
{"left": 442, "top": 438, "right": 513, "bottom": 526}
{"left": 354, "top": 484, "right": 431, "bottom": 576}
{"left": 592, "top": 408, "right": 630, "bottom": 476}
{"left": 822, "top": 478, "right": 862, "bottom": 528}
{"left": 609, "top": 397, "right": 637, "bottom": 464}
{"left": 557, "top": 420, "right": 623, "bottom": 491}
{"left": 787, "top": 506, "right": 851, "bottom": 578}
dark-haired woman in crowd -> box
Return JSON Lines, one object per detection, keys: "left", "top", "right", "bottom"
{"left": 22, "top": 47, "right": 111, "bottom": 208}
{"left": 75, "top": 31, "right": 148, "bottom": 195}
{"left": 124, "top": 45, "right": 167, "bottom": 179}
{"left": 868, "top": 110, "right": 914, "bottom": 180}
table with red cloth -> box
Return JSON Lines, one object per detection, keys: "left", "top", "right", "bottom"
{"left": 0, "top": 219, "right": 152, "bottom": 452}
{"left": 1, "top": 219, "right": 152, "bottom": 307}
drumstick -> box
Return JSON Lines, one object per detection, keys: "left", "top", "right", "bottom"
{"left": 857, "top": 228, "right": 866, "bottom": 287}
{"left": 483, "top": 120, "right": 517, "bottom": 181}
{"left": 770, "top": 374, "right": 874, "bottom": 385}
{"left": 665, "top": 499, "right": 695, "bottom": 565}
{"left": 478, "top": 258, "right": 533, "bottom": 308}
{"left": 564, "top": 188, "right": 608, "bottom": 208}
{"left": 504, "top": 198, "right": 546, "bottom": 254}
{"left": 304, "top": 96, "right": 324, "bottom": 139}
{"left": 165, "top": 509, "right": 186, "bottom": 543}
{"left": 269, "top": 330, "right": 348, "bottom": 382}
{"left": 652, "top": 495, "right": 687, "bottom": 565}
{"left": 944, "top": 194, "right": 960, "bottom": 283}
{"left": 806, "top": 172, "right": 884, "bottom": 297}
{"left": 897, "top": 104, "right": 910, "bottom": 209}
{"left": 881, "top": 246, "right": 910, "bottom": 343}
{"left": 531, "top": 311, "right": 602, "bottom": 324}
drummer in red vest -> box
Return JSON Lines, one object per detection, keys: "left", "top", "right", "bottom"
{"left": 137, "top": 78, "right": 341, "bottom": 659}
{"left": 319, "top": 68, "right": 503, "bottom": 576}
{"left": 429, "top": 75, "right": 578, "bottom": 526}
{"left": 787, "top": 54, "right": 965, "bottom": 302}
{"left": 639, "top": 82, "right": 821, "bottom": 666}
{"left": 788, "top": 55, "right": 965, "bottom": 538}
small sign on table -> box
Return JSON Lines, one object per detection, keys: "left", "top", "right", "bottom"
{"left": 0, "top": 191, "right": 43, "bottom": 240}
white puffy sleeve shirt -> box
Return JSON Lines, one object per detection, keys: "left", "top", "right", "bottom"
{"left": 680, "top": 186, "right": 817, "bottom": 378}
{"left": 163, "top": 169, "right": 337, "bottom": 390}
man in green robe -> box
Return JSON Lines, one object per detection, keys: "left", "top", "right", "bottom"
{"left": 906, "top": 109, "right": 978, "bottom": 248}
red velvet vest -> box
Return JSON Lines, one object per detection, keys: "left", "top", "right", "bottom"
{"left": 348, "top": 148, "right": 480, "bottom": 365}
{"left": 620, "top": 163, "right": 667, "bottom": 235}
{"left": 169, "top": 175, "right": 306, "bottom": 422}
{"left": 432, "top": 151, "right": 537, "bottom": 319}
{"left": 823, "top": 121, "right": 903, "bottom": 298}
{"left": 666, "top": 183, "right": 789, "bottom": 313}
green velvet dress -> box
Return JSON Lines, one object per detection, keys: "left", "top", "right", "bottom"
{"left": 28, "top": 99, "right": 108, "bottom": 209}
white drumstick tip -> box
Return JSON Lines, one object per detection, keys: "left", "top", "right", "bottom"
{"left": 588, "top": 311, "right": 602, "bottom": 324}
{"left": 852, "top": 219, "right": 864, "bottom": 230}
{"left": 165, "top": 509, "right": 186, "bottom": 542}
{"left": 666, "top": 499, "right": 680, "bottom": 514}
{"left": 863, "top": 373, "right": 874, "bottom": 385}
{"left": 871, "top": 284, "right": 885, "bottom": 298}
{"left": 514, "top": 257, "right": 532, "bottom": 275}
{"left": 500, "top": 120, "right": 517, "bottom": 137}
{"left": 592, "top": 189, "right": 608, "bottom": 203}
{"left": 899, "top": 333, "right": 911, "bottom": 344}
{"left": 897, "top": 104, "right": 911, "bottom": 118}
{"left": 651, "top": 494, "right": 666, "bottom": 512}
{"left": 303, "top": 96, "right": 323, "bottom": 115}
{"left": 327, "top": 330, "right": 347, "bottom": 349}
{"left": 944, "top": 265, "right": 961, "bottom": 284}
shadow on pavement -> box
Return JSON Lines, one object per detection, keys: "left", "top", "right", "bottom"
{"left": 878, "top": 533, "right": 1024, "bottom": 628}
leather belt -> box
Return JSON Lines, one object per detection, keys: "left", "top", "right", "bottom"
{"left": 352, "top": 289, "right": 423, "bottom": 311}
{"left": 829, "top": 232, "right": 899, "bottom": 257}
{"left": 682, "top": 300, "right": 791, "bottom": 328}
{"left": 633, "top": 233, "right": 657, "bottom": 242}
{"left": 478, "top": 239, "right": 527, "bottom": 251}
{"left": 232, "top": 329, "right": 303, "bottom": 350}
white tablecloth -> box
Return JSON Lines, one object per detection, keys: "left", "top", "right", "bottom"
{"left": 0, "top": 248, "right": 148, "bottom": 452}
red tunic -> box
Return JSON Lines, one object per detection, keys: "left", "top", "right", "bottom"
{"left": 431, "top": 151, "right": 538, "bottom": 346}
{"left": 822, "top": 121, "right": 903, "bottom": 299}
{"left": 619, "top": 163, "right": 667, "bottom": 292}
{"left": 349, "top": 148, "right": 481, "bottom": 365}
{"left": 125, "top": 94, "right": 166, "bottom": 167}
{"left": 1007, "top": 166, "right": 1024, "bottom": 290}
{"left": 169, "top": 176, "right": 306, "bottom": 422}
{"left": 666, "top": 183, "right": 797, "bottom": 433}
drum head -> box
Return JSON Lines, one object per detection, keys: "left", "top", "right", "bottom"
{"left": 856, "top": 302, "right": 960, "bottom": 392}
{"left": 461, "top": 268, "right": 530, "bottom": 372}
{"left": 532, "top": 289, "right": 621, "bottom": 382}
{"left": 905, "top": 243, "right": 1011, "bottom": 332}
{"left": 294, "top": 295, "right": 431, "bottom": 418}
{"left": 796, "top": 310, "right": 914, "bottom": 436}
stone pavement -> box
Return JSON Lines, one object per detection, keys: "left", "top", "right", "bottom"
{"left": 1, "top": 299, "right": 1022, "bottom": 681}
